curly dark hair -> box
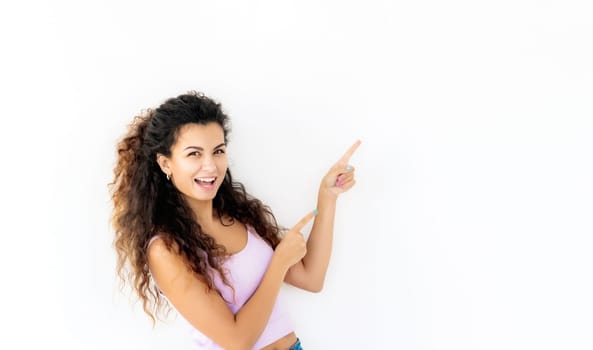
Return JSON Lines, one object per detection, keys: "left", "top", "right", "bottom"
{"left": 109, "top": 91, "right": 282, "bottom": 323}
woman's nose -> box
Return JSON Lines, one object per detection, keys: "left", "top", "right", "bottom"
{"left": 201, "top": 155, "right": 216, "bottom": 170}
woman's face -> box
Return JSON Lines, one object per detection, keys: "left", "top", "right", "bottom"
{"left": 159, "top": 122, "right": 228, "bottom": 203}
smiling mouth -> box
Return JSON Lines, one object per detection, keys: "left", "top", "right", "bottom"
{"left": 194, "top": 177, "right": 216, "bottom": 185}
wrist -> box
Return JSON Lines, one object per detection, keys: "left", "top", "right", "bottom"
{"left": 318, "top": 188, "right": 338, "bottom": 201}
{"left": 270, "top": 253, "right": 290, "bottom": 276}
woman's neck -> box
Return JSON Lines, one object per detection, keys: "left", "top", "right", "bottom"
{"left": 188, "top": 198, "right": 216, "bottom": 227}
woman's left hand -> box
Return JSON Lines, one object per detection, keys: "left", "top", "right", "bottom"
{"left": 319, "top": 140, "right": 361, "bottom": 198}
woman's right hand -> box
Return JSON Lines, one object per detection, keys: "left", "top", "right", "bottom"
{"left": 273, "top": 210, "right": 317, "bottom": 271}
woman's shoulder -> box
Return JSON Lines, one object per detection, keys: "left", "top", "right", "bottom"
{"left": 147, "top": 234, "right": 165, "bottom": 249}
{"left": 146, "top": 234, "right": 173, "bottom": 259}
{"left": 146, "top": 233, "right": 183, "bottom": 261}
{"left": 147, "top": 230, "right": 172, "bottom": 248}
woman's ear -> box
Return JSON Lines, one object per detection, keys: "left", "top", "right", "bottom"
{"left": 156, "top": 153, "right": 171, "bottom": 176}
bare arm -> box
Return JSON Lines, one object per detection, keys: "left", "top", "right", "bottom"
{"left": 148, "top": 211, "right": 315, "bottom": 350}
{"left": 285, "top": 140, "right": 361, "bottom": 292}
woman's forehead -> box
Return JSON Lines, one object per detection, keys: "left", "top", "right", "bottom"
{"left": 174, "top": 123, "right": 225, "bottom": 148}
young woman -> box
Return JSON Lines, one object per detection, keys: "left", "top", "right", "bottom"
{"left": 110, "top": 91, "right": 360, "bottom": 350}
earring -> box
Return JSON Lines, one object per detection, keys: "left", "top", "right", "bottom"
{"left": 166, "top": 173, "right": 170, "bottom": 181}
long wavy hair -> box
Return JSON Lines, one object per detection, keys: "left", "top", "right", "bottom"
{"left": 109, "top": 91, "right": 282, "bottom": 323}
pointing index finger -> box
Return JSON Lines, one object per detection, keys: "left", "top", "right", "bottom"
{"left": 292, "top": 210, "right": 318, "bottom": 231}
{"left": 338, "top": 139, "right": 362, "bottom": 165}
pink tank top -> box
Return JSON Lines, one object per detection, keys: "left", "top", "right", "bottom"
{"left": 149, "top": 226, "right": 294, "bottom": 349}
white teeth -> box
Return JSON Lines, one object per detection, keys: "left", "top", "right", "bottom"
{"left": 196, "top": 177, "right": 216, "bottom": 182}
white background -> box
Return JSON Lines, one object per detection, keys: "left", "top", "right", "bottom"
{"left": 1, "top": 0, "right": 592, "bottom": 349}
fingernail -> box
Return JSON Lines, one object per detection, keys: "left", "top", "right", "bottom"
{"left": 346, "top": 165, "right": 353, "bottom": 171}
{"left": 313, "top": 209, "right": 319, "bottom": 215}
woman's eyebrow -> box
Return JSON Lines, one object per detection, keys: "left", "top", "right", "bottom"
{"left": 183, "top": 143, "right": 226, "bottom": 151}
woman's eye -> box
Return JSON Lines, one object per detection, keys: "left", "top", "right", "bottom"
{"left": 214, "top": 149, "right": 225, "bottom": 155}
{"left": 188, "top": 151, "right": 200, "bottom": 157}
